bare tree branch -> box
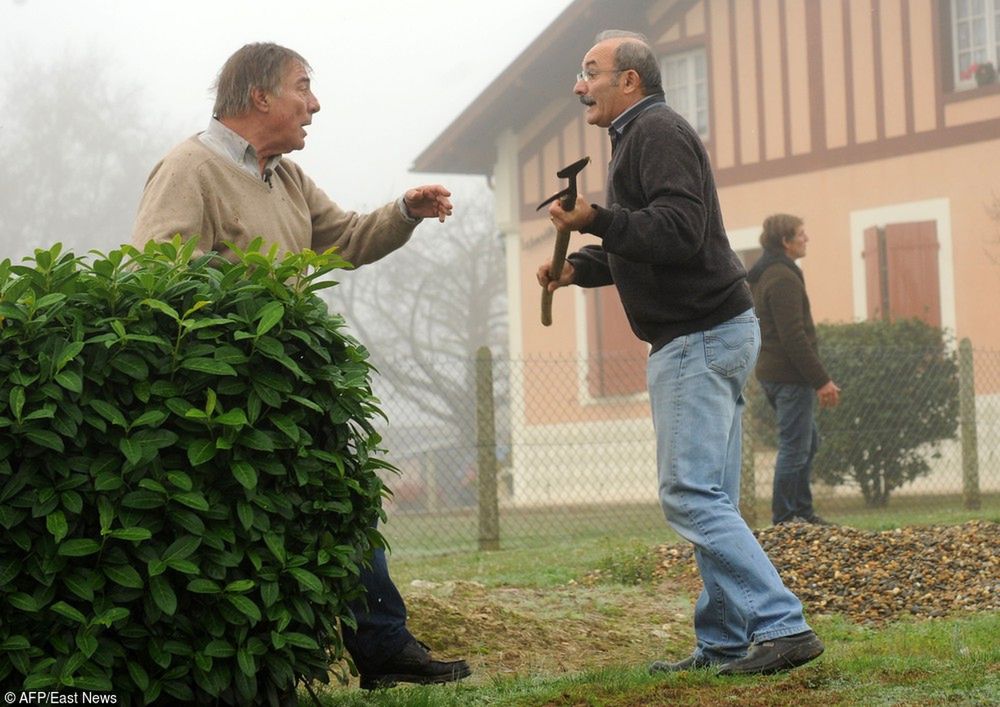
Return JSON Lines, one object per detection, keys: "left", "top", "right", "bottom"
{"left": 324, "top": 182, "right": 507, "bottom": 443}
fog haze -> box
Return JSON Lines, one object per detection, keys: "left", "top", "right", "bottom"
{"left": 0, "top": 0, "right": 573, "bottom": 258}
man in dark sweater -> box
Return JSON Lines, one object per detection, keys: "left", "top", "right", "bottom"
{"left": 747, "top": 214, "right": 841, "bottom": 525}
{"left": 537, "top": 30, "right": 823, "bottom": 676}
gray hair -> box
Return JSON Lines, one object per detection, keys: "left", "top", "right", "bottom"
{"left": 212, "top": 43, "right": 311, "bottom": 118}
{"left": 595, "top": 30, "right": 663, "bottom": 95}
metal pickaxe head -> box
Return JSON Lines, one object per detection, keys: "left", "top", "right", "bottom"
{"left": 536, "top": 156, "right": 591, "bottom": 212}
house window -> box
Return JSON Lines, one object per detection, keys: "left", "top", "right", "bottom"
{"left": 662, "top": 49, "right": 709, "bottom": 137}
{"left": 951, "top": 0, "right": 1000, "bottom": 88}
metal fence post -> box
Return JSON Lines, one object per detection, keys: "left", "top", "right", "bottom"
{"left": 958, "top": 338, "right": 981, "bottom": 510}
{"left": 740, "top": 405, "right": 758, "bottom": 526}
{"left": 476, "top": 346, "right": 500, "bottom": 550}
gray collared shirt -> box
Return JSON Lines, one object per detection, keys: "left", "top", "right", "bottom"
{"left": 199, "top": 118, "right": 281, "bottom": 184}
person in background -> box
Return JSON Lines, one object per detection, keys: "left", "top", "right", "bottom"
{"left": 536, "top": 30, "right": 824, "bottom": 676}
{"left": 747, "top": 214, "right": 841, "bottom": 526}
{"left": 131, "top": 42, "right": 470, "bottom": 691}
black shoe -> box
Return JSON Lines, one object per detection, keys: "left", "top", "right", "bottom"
{"left": 649, "top": 653, "right": 715, "bottom": 673}
{"left": 359, "top": 639, "right": 471, "bottom": 690}
{"left": 798, "top": 514, "right": 832, "bottom": 526}
{"left": 716, "top": 630, "right": 824, "bottom": 676}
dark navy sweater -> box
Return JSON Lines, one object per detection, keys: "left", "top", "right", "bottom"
{"left": 568, "top": 95, "right": 752, "bottom": 353}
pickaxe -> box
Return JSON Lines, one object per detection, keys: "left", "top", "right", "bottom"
{"left": 536, "top": 156, "right": 590, "bottom": 327}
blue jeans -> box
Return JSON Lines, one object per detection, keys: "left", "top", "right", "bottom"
{"left": 647, "top": 310, "right": 810, "bottom": 661}
{"left": 341, "top": 544, "right": 413, "bottom": 673}
{"left": 760, "top": 381, "right": 820, "bottom": 525}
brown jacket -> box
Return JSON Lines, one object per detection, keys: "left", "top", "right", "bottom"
{"left": 747, "top": 251, "right": 830, "bottom": 389}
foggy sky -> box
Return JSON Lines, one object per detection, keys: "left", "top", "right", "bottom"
{"left": 1, "top": 0, "right": 573, "bottom": 211}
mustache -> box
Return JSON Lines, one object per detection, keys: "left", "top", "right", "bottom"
{"left": 579, "top": 96, "right": 596, "bottom": 107}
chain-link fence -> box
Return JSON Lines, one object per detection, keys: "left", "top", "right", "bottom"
{"left": 370, "top": 342, "right": 1000, "bottom": 556}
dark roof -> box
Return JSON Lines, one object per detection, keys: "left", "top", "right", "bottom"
{"left": 411, "top": 0, "right": 652, "bottom": 176}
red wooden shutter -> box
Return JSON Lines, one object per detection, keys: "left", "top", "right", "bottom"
{"left": 862, "top": 221, "right": 940, "bottom": 326}
{"left": 883, "top": 221, "right": 941, "bottom": 327}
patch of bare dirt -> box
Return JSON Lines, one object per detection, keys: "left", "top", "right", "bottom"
{"left": 335, "top": 521, "right": 999, "bottom": 690}
{"left": 402, "top": 580, "right": 695, "bottom": 679}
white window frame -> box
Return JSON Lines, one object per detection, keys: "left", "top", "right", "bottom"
{"left": 661, "top": 48, "right": 709, "bottom": 138}
{"left": 951, "top": 0, "right": 1000, "bottom": 89}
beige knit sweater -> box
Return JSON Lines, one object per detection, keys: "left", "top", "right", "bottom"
{"left": 131, "top": 135, "right": 415, "bottom": 266}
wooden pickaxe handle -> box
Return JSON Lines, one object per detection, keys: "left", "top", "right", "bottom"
{"left": 537, "top": 156, "right": 590, "bottom": 327}
{"left": 540, "top": 227, "right": 571, "bottom": 327}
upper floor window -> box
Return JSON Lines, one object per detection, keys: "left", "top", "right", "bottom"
{"left": 951, "top": 0, "right": 1000, "bottom": 89}
{"left": 662, "top": 49, "right": 709, "bottom": 137}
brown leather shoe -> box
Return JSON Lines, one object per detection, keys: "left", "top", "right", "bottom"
{"left": 717, "top": 630, "right": 824, "bottom": 676}
{"left": 649, "top": 653, "right": 716, "bottom": 673}
{"left": 360, "top": 638, "right": 471, "bottom": 690}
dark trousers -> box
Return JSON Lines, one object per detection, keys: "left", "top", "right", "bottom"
{"left": 761, "top": 381, "right": 820, "bottom": 525}
{"left": 341, "top": 544, "right": 413, "bottom": 674}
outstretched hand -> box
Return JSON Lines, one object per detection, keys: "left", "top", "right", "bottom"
{"left": 403, "top": 185, "right": 453, "bottom": 222}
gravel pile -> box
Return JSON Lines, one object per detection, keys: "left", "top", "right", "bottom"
{"left": 652, "top": 520, "right": 999, "bottom": 624}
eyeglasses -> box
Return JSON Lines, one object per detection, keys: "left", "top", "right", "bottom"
{"left": 576, "top": 68, "right": 622, "bottom": 83}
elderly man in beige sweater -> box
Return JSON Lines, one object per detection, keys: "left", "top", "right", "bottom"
{"left": 131, "top": 42, "right": 469, "bottom": 691}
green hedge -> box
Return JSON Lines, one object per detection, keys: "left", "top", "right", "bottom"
{"left": 0, "top": 239, "right": 390, "bottom": 703}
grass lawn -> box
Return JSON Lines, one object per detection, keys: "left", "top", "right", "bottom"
{"left": 307, "top": 502, "right": 999, "bottom": 705}
{"left": 311, "top": 606, "right": 999, "bottom": 707}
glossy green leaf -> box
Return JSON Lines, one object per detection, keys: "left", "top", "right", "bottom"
{"left": 128, "top": 661, "right": 151, "bottom": 692}
{"left": 50, "top": 600, "right": 87, "bottom": 624}
{"left": 9, "top": 386, "right": 25, "bottom": 421}
{"left": 76, "top": 632, "right": 99, "bottom": 658}
{"left": 0, "top": 635, "right": 31, "bottom": 651}
{"left": 180, "top": 358, "right": 237, "bottom": 376}
{"left": 46, "top": 510, "right": 68, "bottom": 543}
{"left": 104, "top": 564, "right": 144, "bottom": 589}
{"left": 25, "top": 429, "right": 64, "bottom": 452}
{"left": 255, "top": 301, "right": 284, "bottom": 337}
{"left": 140, "top": 298, "right": 180, "bottom": 321}
{"left": 224, "top": 579, "right": 255, "bottom": 593}
{"left": 281, "top": 632, "right": 319, "bottom": 650}
{"left": 187, "top": 579, "right": 221, "bottom": 594}
{"left": 57, "top": 539, "right": 102, "bottom": 557}
{"left": 172, "top": 492, "right": 210, "bottom": 511}
{"left": 187, "top": 440, "right": 216, "bottom": 467}
{"left": 149, "top": 575, "right": 177, "bottom": 615}
{"left": 231, "top": 462, "right": 257, "bottom": 490}
{"left": 0, "top": 559, "right": 20, "bottom": 585}
{"left": 54, "top": 370, "right": 83, "bottom": 393}
{"left": 202, "top": 639, "right": 235, "bottom": 657}
{"left": 163, "top": 535, "right": 201, "bottom": 562}
{"left": 119, "top": 437, "right": 143, "bottom": 465}
{"left": 287, "top": 567, "right": 323, "bottom": 593}
{"left": 236, "top": 501, "right": 254, "bottom": 530}
{"left": 108, "top": 527, "right": 152, "bottom": 542}
{"left": 89, "top": 399, "right": 127, "bottom": 428}
{"left": 225, "top": 595, "right": 261, "bottom": 624}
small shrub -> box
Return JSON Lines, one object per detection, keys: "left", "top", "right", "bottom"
{"left": 812, "top": 319, "right": 959, "bottom": 506}
{"left": 0, "top": 239, "right": 391, "bottom": 703}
